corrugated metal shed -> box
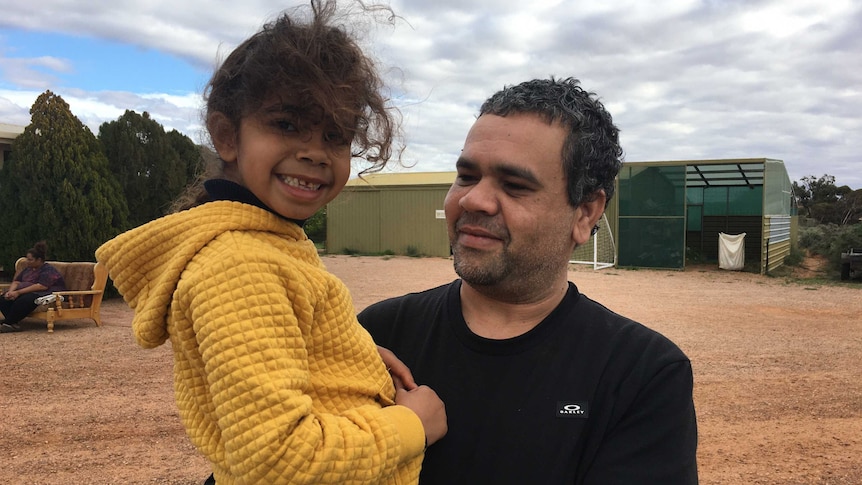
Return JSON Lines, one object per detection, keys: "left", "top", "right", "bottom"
{"left": 327, "top": 172, "right": 456, "bottom": 257}
{"left": 345, "top": 172, "right": 457, "bottom": 187}
{"left": 327, "top": 158, "right": 798, "bottom": 274}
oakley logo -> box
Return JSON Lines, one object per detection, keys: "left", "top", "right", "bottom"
{"left": 557, "top": 401, "right": 589, "bottom": 419}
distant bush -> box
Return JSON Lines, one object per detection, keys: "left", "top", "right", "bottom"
{"left": 405, "top": 245, "right": 422, "bottom": 257}
{"left": 798, "top": 226, "right": 826, "bottom": 253}
{"left": 782, "top": 245, "right": 805, "bottom": 267}
{"left": 798, "top": 223, "right": 862, "bottom": 271}
{"left": 341, "top": 248, "right": 396, "bottom": 257}
{"left": 305, "top": 208, "right": 326, "bottom": 242}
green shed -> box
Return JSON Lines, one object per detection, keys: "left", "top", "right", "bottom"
{"left": 614, "top": 158, "right": 797, "bottom": 274}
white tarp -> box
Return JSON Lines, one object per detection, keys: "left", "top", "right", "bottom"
{"left": 719, "top": 232, "right": 746, "bottom": 270}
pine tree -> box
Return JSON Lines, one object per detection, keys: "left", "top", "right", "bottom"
{"left": 166, "top": 128, "right": 204, "bottom": 185}
{"left": 0, "top": 90, "right": 129, "bottom": 267}
{"left": 99, "top": 110, "right": 199, "bottom": 227}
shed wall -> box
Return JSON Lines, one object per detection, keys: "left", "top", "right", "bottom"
{"left": 327, "top": 185, "right": 451, "bottom": 257}
{"left": 326, "top": 190, "right": 381, "bottom": 254}
{"left": 762, "top": 215, "right": 794, "bottom": 274}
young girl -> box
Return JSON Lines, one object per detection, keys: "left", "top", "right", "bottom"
{"left": 96, "top": 2, "right": 446, "bottom": 483}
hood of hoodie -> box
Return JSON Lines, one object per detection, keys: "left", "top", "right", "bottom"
{"left": 96, "top": 201, "right": 306, "bottom": 348}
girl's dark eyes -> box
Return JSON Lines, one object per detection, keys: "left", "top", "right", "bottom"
{"left": 323, "top": 130, "right": 350, "bottom": 145}
{"left": 269, "top": 118, "right": 349, "bottom": 146}
{"left": 273, "top": 119, "right": 298, "bottom": 131}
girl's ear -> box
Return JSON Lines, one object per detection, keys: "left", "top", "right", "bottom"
{"left": 572, "top": 190, "right": 607, "bottom": 246}
{"left": 208, "top": 112, "right": 238, "bottom": 163}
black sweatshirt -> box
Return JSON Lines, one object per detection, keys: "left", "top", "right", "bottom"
{"left": 359, "top": 280, "right": 698, "bottom": 485}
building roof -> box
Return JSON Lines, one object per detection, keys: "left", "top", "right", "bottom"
{"left": 0, "top": 123, "right": 26, "bottom": 143}
{"left": 345, "top": 171, "right": 456, "bottom": 188}
{"left": 623, "top": 158, "right": 784, "bottom": 188}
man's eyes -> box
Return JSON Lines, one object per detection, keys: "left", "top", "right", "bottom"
{"left": 455, "top": 174, "right": 531, "bottom": 193}
{"left": 455, "top": 173, "right": 478, "bottom": 184}
{"left": 503, "top": 181, "right": 531, "bottom": 192}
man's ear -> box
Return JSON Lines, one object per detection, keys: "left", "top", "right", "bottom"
{"left": 572, "top": 190, "right": 607, "bottom": 246}
{"left": 208, "top": 112, "right": 238, "bottom": 163}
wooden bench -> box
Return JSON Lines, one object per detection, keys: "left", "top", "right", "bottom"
{"left": 1, "top": 257, "right": 108, "bottom": 333}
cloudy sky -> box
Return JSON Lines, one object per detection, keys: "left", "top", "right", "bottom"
{"left": 1, "top": 0, "right": 859, "bottom": 188}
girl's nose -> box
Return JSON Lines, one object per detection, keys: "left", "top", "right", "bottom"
{"left": 296, "top": 129, "right": 330, "bottom": 166}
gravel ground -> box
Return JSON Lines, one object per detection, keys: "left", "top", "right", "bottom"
{"left": 1, "top": 255, "right": 860, "bottom": 484}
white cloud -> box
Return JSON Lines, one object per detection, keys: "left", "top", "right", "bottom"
{"left": 0, "top": 0, "right": 860, "bottom": 187}
{"left": 0, "top": 56, "right": 73, "bottom": 90}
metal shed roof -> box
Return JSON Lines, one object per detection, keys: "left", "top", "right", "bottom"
{"left": 623, "top": 158, "right": 781, "bottom": 188}
{"left": 345, "top": 171, "right": 456, "bottom": 188}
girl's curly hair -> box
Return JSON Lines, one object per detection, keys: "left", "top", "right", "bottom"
{"left": 173, "top": 0, "right": 400, "bottom": 211}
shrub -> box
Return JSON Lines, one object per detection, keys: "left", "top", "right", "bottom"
{"left": 782, "top": 245, "right": 805, "bottom": 267}
{"left": 405, "top": 245, "right": 422, "bottom": 257}
{"left": 798, "top": 223, "right": 862, "bottom": 271}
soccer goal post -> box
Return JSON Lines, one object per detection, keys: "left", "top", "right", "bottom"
{"left": 569, "top": 213, "right": 616, "bottom": 270}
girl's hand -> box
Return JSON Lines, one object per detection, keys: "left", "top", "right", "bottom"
{"left": 396, "top": 385, "right": 447, "bottom": 447}
{"left": 377, "top": 345, "right": 417, "bottom": 390}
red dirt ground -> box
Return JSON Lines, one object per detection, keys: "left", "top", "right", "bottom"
{"left": 1, "top": 255, "right": 860, "bottom": 484}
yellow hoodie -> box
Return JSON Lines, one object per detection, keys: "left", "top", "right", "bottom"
{"left": 96, "top": 201, "right": 424, "bottom": 484}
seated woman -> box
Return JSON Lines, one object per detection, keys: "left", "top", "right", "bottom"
{"left": 0, "top": 241, "right": 66, "bottom": 333}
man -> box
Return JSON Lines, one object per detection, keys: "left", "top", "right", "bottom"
{"left": 359, "top": 77, "right": 698, "bottom": 484}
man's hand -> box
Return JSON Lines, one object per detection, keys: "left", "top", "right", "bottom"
{"left": 377, "top": 345, "right": 417, "bottom": 390}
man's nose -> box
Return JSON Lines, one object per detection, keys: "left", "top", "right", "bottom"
{"left": 458, "top": 180, "right": 500, "bottom": 215}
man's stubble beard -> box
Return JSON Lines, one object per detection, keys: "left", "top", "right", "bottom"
{"left": 451, "top": 231, "right": 572, "bottom": 300}
{"left": 452, "top": 245, "right": 510, "bottom": 287}
{"left": 450, "top": 213, "right": 512, "bottom": 287}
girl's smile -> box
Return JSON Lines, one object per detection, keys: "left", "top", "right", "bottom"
{"left": 280, "top": 175, "right": 322, "bottom": 191}
{"left": 211, "top": 102, "right": 352, "bottom": 220}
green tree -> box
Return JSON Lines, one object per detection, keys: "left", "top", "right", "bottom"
{"left": 99, "top": 110, "right": 200, "bottom": 227}
{"left": 166, "top": 128, "right": 204, "bottom": 187}
{"left": 0, "top": 90, "right": 129, "bottom": 268}
{"left": 836, "top": 187, "right": 862, "bottom": 225}
{"left": 793, "top": 174, "right": 859, "bottom": 225}
{"left": 305, "top": 207, "right": 327, "bottom": 242}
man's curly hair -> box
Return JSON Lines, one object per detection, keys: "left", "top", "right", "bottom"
{"left": 479, "top": 77, "right": 623, "bottom": 207}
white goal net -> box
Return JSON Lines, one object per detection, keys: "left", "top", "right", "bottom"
{"left": 569, "top": 213, "right": 616, "bottom": 270}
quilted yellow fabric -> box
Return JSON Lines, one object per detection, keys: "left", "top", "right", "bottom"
{"left": 96, "top": 201, "right": 424, "bottom": 484}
